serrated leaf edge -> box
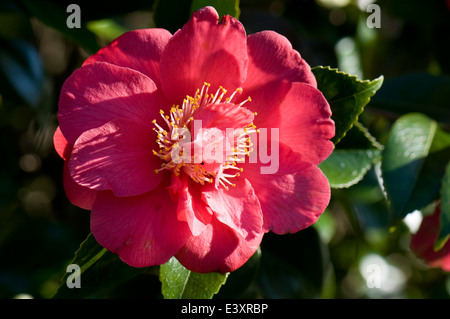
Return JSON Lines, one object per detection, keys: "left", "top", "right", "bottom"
{"left": 312, "top": 66, "right": 384, "bottom": 144}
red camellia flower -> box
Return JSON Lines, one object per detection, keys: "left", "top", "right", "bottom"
{"left": 53, "top": 6, "right": 335, "bottom": 273}
{"left": 410, "top": 204, "right": 450, "bottom": 272}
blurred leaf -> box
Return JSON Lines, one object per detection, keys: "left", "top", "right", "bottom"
{"left": 153, "top": 0, "right": 193, "bottom": 34}
{"left": 335, "top": 36, "right": 363, "bottom": 80}
{"left": 256, "top": 227, "right": 328, "bottom": 298}
{"left": 19, "top": 0, "right": 100, "bottom": 54}
{"left": 436, "top": 161, "right": 450, "bottom": 250}
{"left": 370, "top": 73, "right": 450, "bottom": 124}
{"left": 0, "top": 38, "right": 44, "bottom": 107}
{"left": 191, "top": 0, "right": 240, "bottom": 19}
{"left": 53, "top": 233, "right": 150, "bottom": 298}
{"left": 381, "top": 113, "right": 450, "bottom": 224}
{"left": 86, "top": 19, "right": 128, "bottom": 43}
{"left": 312, "top": 66, "right": 384, "bottom": 144}
{"left": 403, "top": 127, "right": 450, "bottom": 217}
{"left": 160, "top": 257, "right": 228, "bottom": 299}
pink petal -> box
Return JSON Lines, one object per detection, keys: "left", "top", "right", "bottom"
{"left": 410, "top": 205, "right": 450, "bottom": 271}
{"left": 63, "top": 161, "right": 97, "bottom": 210}
{"left": 53, "top": 126, "right": 71, "bottom": 160}
{"left": 54, "top": 127, "right": 97, "bottom": 210}
{"left": 91, "top": 186, "right": 191, "bottom": 268}
{"left": 168, "top": 174, "right": 212, "bottom": 236}
{"left": 194, "top": 102, "right": 255, "bottom": 131}
{"left": 239, "top": 31, "right": 321, "bottom": 138}
{"left": 250, "top": 82, "right": 334, "bottom": 166}
{"left": 278, "top": 83, "right": 334, "bottom": 164}
{"left": 175, "top": 214, "right": 263, "bottom": 273}
{"left": 201, "top": 177, "right": 263, "bottom": 240}
{"left": 241, "top": 143, "right": 331, "bottom": 234}
{"left": 58, "top": 61, "right": 167, "bottom": 145}
{"left": 69, "top": 119, "right": 163, "bottom": 197}
{"left": 244, "top": 30, "right": 317, "bottom": 90}
{"left": 83, "top": 28, "right": 172, "bottom": 87}
{"left": 159, "top": 6, "right": 248, "bottom": 104}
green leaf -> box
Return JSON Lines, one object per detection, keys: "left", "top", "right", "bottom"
{"left": 86, "top": 19, "right": 128, "bottom": 43}
{"left": 320, "top": 122, "right": 383, "bottom": 188}
{"left": 191, "top": 0, "right": 240, "bottom": 19}
{"left": 436, "top": 161, "right": 450, "bottom": 250}
{"left": 320, "top": 149, "right": 381, "bottom": 189}
{"left": 160, "top": 257, "right": 228, "bottom": 299}
{"left": 53, "top": 233, "right": 150, "bottom": 298}
{"left": 381, "top": 113, "right": 450, "bottom": 224}
{"left": 311, "top": 66, "right": 384, "bottom": 144}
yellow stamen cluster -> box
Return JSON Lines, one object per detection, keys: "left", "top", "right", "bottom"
{"left": 216, "top": 123, "right": 258, "bottom": 190}
{"left": 151, "top": 82, "right": 255, "bottom": 190}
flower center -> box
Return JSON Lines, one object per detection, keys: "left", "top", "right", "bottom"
{"left": 152, "top": 83, "right": 257, "bottom": 190}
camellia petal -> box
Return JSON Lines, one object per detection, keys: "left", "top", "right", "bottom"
{"left": 69, "top": 119, "right": 163, "bottom": 197}
{"left": 91, "top": 184, "right": 191, "bottom": 268}
{"left": 63, "top": 162, "right": 97, "bottom": 210}
{"left": 175, "top": 214, "right": 263, "bottom": 273}
{"left": 239, "top": 31, "right": 316, "bottom": 126}
{"left": 241, "top": 143, "right": 331, "bottom": 234}
{"left": 53, "top": 126, "right": 71, "bottom": 160}
{"left": 245, "top": 30, "right": 317, "bottom": 90}
{"left": 410, "top": 205, "right": 450, "bottom": 271}
{"left": 194, "top": 102, "right": 255, "bottom": 131}
{"left": 58, "top": 61, "right": 167, "bottom": 145}
{"left": 277, "top": 82, "right": 334, "bottom": 165}
{"left": 201, "top": 178, "right": 263, "bottom": 240}
{"left": 83, "top": 28, "right": 172, "bottom": 87}
{"left": 159, "top": 6, "right": 248, "bottom": 104}
{"left": 54, "top": 126, "right": 97, "bottom": 209}
{"left": 249, "top": 81, "right": 334, "bottom": 165}
{"left": 169, "top": 174, "right": 213, "bottom": 237}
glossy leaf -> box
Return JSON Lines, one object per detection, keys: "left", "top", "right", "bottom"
{"left": 320, "top": 122, "right": 383, "bottom": 188}
{"left": 191, "top": 0, "right": 240, "bottom": 19}
{"left": 320, "top": 149, "right": 381, "bottom": 189}
{"left": 312, "top": 66, "right": 384, "bottom": 144}
{"left": 160, "top": 257, "right": 228, "bottom": 299}
{"left": 381, "top": 113, "right": 450, "bottom": 224}
{"left": 53, "top": 233, "right": 150, "bottom": 298}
